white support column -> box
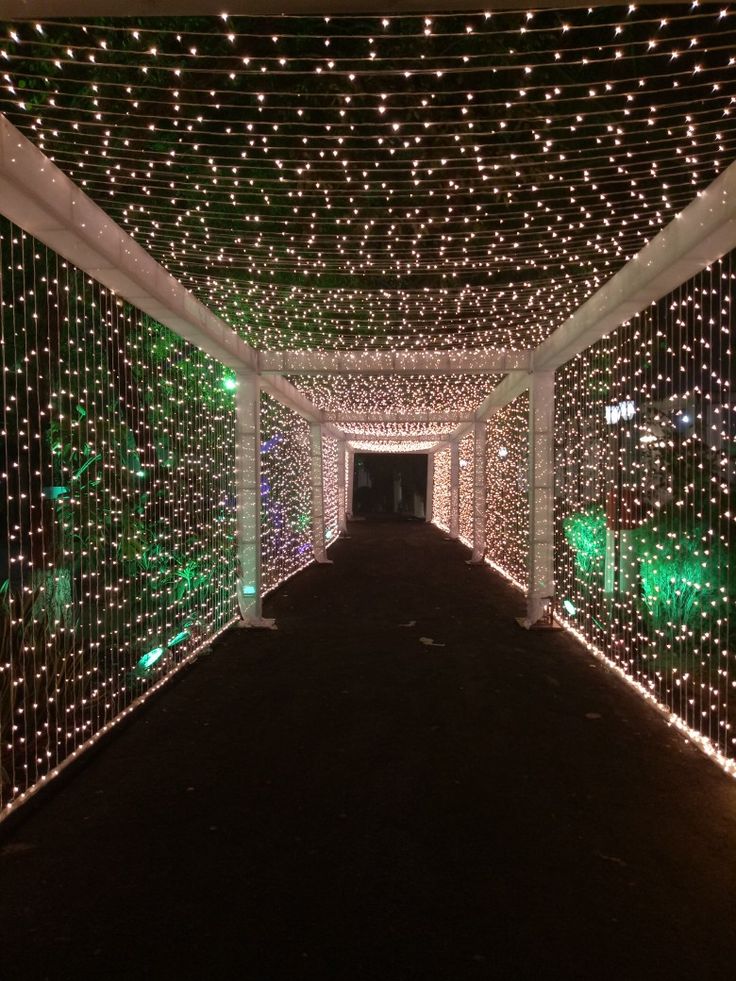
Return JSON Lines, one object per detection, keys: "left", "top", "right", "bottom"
{"left": 346, "top": 448, "right": 355, "bottom": 519}
{"left": 470, "top": 419, "right": 487, "bottom": 563}
{"left": 524, "top": 371, "right": 556, "bottom": 627}
{"left": 425, "top": 452, "right": 435, "bottom": 524}
{"left": 337, "top": 437, "right": 348, "bottom": 534}
{"left": 235, "top": 370, "right": 262, "bottom": 623}
{"left": 449, "top": 439, "right": 460, "bottom": 540}
{"left": 310, "top": 423, "right": 330, "bottom": 564}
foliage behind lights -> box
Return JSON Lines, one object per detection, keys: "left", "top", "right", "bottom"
{"left": 563, "top": 506, "right": 607, "bottom": 575}
{"left": 0, "top": 218, "right": 238, "bottom": 810}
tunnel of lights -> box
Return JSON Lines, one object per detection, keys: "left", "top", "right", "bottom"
{"left": 0, "top": 3, "right": 735, "bottom": 815}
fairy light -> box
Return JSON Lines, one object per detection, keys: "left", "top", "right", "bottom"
{"left": 288, "top": 374, "right": 501, "bottom": 418}
{"left": 348, "top": 438, "right": 437, "bottom": 453}
{"left": 259, "top": 391, "right": 313, "bottom": 593}
{"left": 486, "top": 395, "right": 530, "bottom": 588}
{"left": 322, "top": 434, "right": 339, "bottom": 544}
{"left": 431, "top": 447, "right": 451, "bottom": 532}
{"left": 458, "top": 432, "right": 475, "bottom": 546}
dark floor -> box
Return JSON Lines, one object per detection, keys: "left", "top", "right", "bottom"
{"left": 2, "top": 521, "right": 736, "bottom": 981}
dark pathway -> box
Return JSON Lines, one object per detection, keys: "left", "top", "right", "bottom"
{"left": 2, "top": 520, "right": 736, "bottom": 980}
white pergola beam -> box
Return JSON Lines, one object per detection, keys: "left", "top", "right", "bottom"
{"left": 425, "top": 453, "right": 435, "bottom": 524}
{"left": 329, "top": 411, "right": 472, "bottom": 425}
{"left": 346, "top": 448, "right": 355, "bottom": 518}
{"left": 523, "top": 371, "right": 555, "bottom": 628}
{"left": 533, "top": 155, "right": 736, "bottom": 373}
{"left": 235, "top": 371, "right": 262, "bottom": 623}
{"left": 0, "top": 114, "right": 332, "bottom": 429}
{"left": 470, "top": 420, "right": 487, "bottom": 563}
{"left": 348, "top": 443, "right": 441, "bottom": 455}
{"left": 0, "top": 115, "right": 254, "bottom": 372}
{"left": 346, "top": 434, "right": 445, "bottom": 444}
{"left": 337, "top": 438, "right": 348, "bottom": 534}
{"left": 258, "top": 350, "right": 530, "bottom": 376}
{"left": 309, "top": 423, "right": 329, "bottom": 564}
{"left": 449, "top": 441, "right": 460, "bottom": 540}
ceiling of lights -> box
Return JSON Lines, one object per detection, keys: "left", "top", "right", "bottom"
{"left": 0, "top": 6, "right": 734, "bottom": 429}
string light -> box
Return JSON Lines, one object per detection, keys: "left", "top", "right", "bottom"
{"left": 322, "top": 434, "right": 339, "bottom": 544}
{"left": 259, "top": 392, "right": 313, "bottom": 593}
{"left": 431, "top": 448, "right": 451, "bottom": 532}
{"left": 458, "top": 432, "right": 474, "bottom": 545}
{"left": 486, "top": 395, "right": 530, "bottom": 587}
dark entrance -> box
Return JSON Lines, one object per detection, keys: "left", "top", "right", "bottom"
{"left": 352, "top": 453, "right": 428, "bottom": 519}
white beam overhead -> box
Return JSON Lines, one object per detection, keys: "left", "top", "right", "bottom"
{"left": 345, "top": 432, "right": 447, "bottom": 442}
{"left": 533, "top": 155, "right": 736, "bottom": 373}
{"left": 0, "top": 114, "right": 330, "bottom": 428}
{"left": 258, "top": 350, "right": 531, "bottom": 376}
{"left": 328, "top": 411, "right": 472, "bottom": 425}
{"left": 348, "top": 444, "right": 440, "bottom": 455}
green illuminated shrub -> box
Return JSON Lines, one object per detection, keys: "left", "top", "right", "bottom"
{"left": 563, "top": 506, "right": 607, "bottom": 575}
{"left": 635, "top": 519, "right": 731, "bottom": 630}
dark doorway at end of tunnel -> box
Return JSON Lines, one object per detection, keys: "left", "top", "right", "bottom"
{"left": 353, "top": 453, "right": 428, "bottom": 520}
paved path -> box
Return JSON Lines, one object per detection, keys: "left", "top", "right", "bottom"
{"left": 2, "top": 520, "right": 736, "bottom": 980}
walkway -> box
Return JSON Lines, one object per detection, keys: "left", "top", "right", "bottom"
{"left": 2, "top": 520, "right": 736, "bottom": 980}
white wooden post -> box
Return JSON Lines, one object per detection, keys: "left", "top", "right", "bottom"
{"left": 346, "top": 448, "right": 355, "bottom": 519}
{"left": 449, "top": 439, "right": 460, "bottom": 539}
{"left": 337, "top": 437, "right": 348, "bottom": 534}
{"left": 524, "top": 371, "right": 555, "bottom": 626}
{"left": 235, "top": 370, "right": 262, "bottom": 622}
{"left": 310, "top": 423, "right": 329, "bottom": 563}
{"left": 470, "top": 419, "right": 487, "bottom": 563}
{"left": 425, "top": 451, "right": 434, "bottom": 523}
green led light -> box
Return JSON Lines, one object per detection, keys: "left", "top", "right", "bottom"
{"left": 137, "top": 646, "right": 165, "bottom": 671}
{"left": 167, "top": 630, "right": 190, "bottom": 648}
{"left": 563, "top": 598, "right": 577, "bottom": 616}
{"left": 242, "top": 584, "right": 257, "bottom": 596}
{"left": 222, "top": 375, "right": 238, "bottom": 391}
{"left": 563, "top": 506, "right": 606, "bottom": 574}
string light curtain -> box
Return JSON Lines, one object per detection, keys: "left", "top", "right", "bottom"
{"left": 458, "top": 431, "right": 474, "bottom": 546}
{"left": 431, "top": 447, "right": 451, "bottom": 533}
{"left": 322, "top": 433, "right": 339, "bottom": 546}
{"left": 486, "top": 394, "right": 530, "bottom": 590}
{"left": 289, "top": 375, "right": 500, "bottom": 419}
{"left": 555, "top": 251, "right": 735, "bottom": 760}
{"left": 0, "top": 217, "right": 238, "bottom": 814}
{"left": 260, "top": 391, "right": 313, "bottom": 594}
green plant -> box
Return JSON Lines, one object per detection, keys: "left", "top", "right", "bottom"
{"left": 635, "top": 518, "right": 732, "bottom": 630}
{"left": 563, "top": 506, "right": 607, "bottom": 575}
